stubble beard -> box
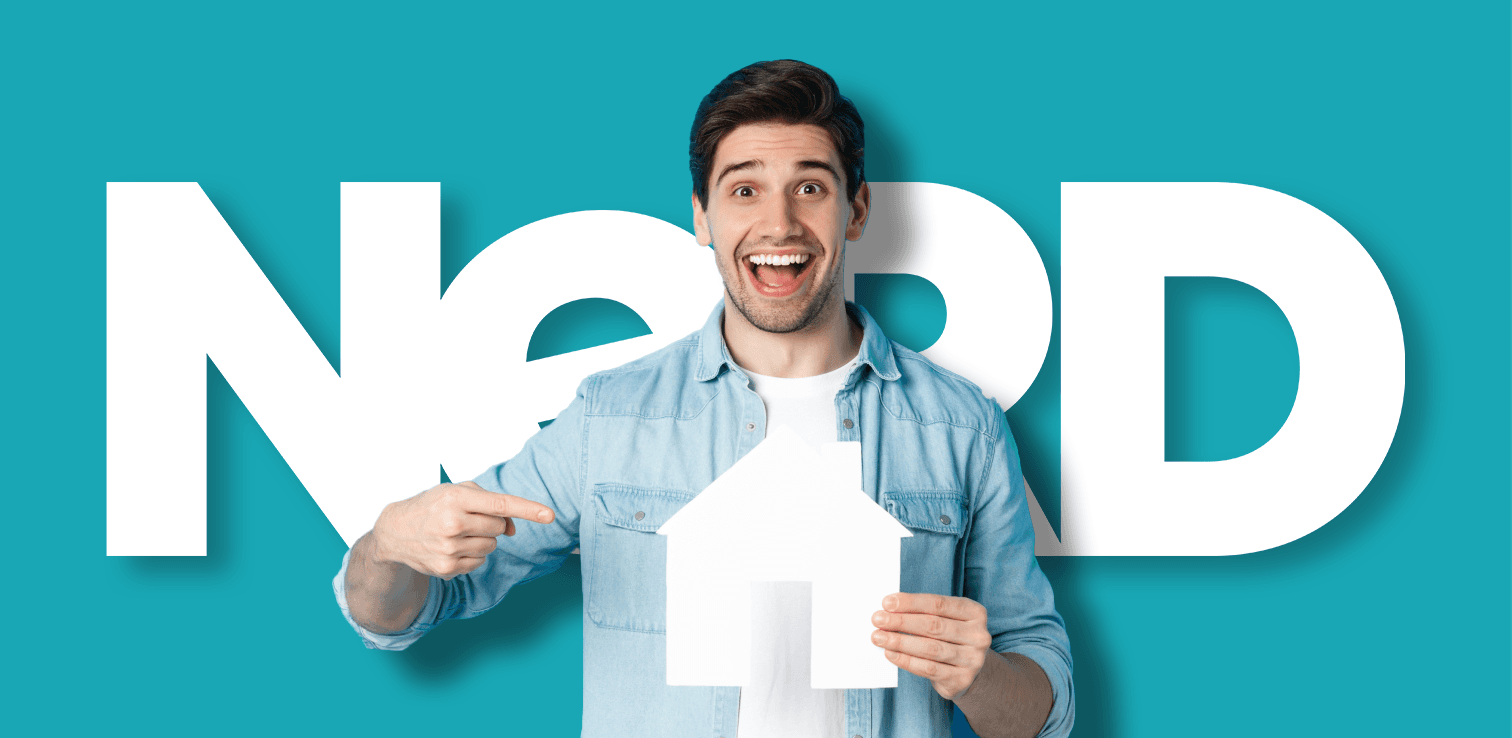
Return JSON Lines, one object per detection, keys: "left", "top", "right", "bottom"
{"left": 721, "top": 241, "right": 845, "bottom": 335}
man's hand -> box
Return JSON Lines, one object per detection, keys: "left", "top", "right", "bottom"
{"left": 370, "top": 481, "right": 556, "bottom": 580}
{"left": 871, "top": 592, "right": 993, "bottom": 700}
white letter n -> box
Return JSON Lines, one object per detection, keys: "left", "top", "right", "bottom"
{"left": 106, "top": 182, "right": 438, "bottom": 554}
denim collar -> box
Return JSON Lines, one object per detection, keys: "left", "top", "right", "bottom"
{"left": 693, "top": 298, "right": 901, "bottom": 383}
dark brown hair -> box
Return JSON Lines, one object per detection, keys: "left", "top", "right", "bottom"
{"left": 690, "top": 60, "right": 865, "bottom": 209}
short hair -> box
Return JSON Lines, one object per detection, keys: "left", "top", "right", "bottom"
{"left": 690, "top": 60, "right": 865, "bottom": 210}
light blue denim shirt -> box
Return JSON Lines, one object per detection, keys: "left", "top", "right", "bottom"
{"left": 333, "top": 300, "right": 1074, "bottom": 738}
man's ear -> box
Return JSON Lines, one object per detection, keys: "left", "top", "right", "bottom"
{"left": 692, "top": 192, "right": 712, "bottom": 247}
{"left": 846, "top": 181, "right": 871, "bottom": 241}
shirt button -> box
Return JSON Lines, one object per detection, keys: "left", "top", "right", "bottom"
{"left": 939, "top": 515, "right": 951, "bottom": 525}
{"left": 634, "top": 511, "right": 645, "bottom": 521}
{"left": 746, "top": 422, "right": 756, "bottom": 431}
{"left": 842, "top": 418, "right": 854, "bottom": 429}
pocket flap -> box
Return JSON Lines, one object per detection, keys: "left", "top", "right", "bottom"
{"left": 884, "top": 490, "right": 968, "bottom": 535}
{"left": 593, "top": 484, "right": 696, "bottom": 532}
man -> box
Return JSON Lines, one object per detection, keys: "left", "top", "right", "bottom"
{"left": 335, "top": 60, "right": 1073, "bottom": 738}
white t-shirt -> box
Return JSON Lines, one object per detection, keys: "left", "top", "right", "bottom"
{"left": 734, "top": 357, "right": 857, "bottom": 738}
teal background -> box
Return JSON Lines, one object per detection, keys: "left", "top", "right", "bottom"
{"left": 2, "top": 2, "right": 1507, "bottom": 736}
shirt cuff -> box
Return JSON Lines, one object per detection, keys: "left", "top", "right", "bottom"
{"left": 999, "top": 642, "right": 1076, "bottom": 738}
{"left": 331, "top": 547, "right": 443, "bottom": 651}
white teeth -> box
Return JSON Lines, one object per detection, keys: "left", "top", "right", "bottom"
{"left": 747, "top": 253, "right": 811, "bottom": 266}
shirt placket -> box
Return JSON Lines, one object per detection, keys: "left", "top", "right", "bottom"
{"left": 835, "top": 378, "right": 876, "bottom": 738}
{"left": 732, "top": 368, "right": 765, "bottom": 458}
{"left": 835, "top": 377, "right": 860, "bottom": 443}
{"left": 718, "top": 367, "right": 765, "bottom": 738}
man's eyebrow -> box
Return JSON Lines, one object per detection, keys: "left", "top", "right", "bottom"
{"left": 713, "top": 159, "right": 844, "bottom": 189}
{"left": 714, "top": 159, "right": 761, "bottom": 188}
{"left": 796, "top": 160, "right": 841, "bottom": 184}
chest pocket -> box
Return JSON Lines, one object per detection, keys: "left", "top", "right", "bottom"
{"left": 586, "top": 483, "right": 696, "bottom": 634}
{"left": 883, "top": 490, "right": 969, "bottom": 595}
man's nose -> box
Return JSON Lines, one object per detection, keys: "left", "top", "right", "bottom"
{"left": 756, "top": 192, "right": 803, "bottom": 242}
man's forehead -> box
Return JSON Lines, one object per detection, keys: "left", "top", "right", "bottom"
{"left": 713, "top": 122, "right": 841, "bottom": 170}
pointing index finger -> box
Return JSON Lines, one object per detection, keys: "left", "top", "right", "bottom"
{"left": 453, "top": 486, "right": 555, "bottom": 523}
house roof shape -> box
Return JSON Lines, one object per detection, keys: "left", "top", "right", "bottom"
{"left": 657, "top": 424, "right": 911, "bottom": 540}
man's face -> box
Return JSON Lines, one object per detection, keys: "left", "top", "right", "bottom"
{"left": 693, "top": 122, "right": 869, "bottom": 334}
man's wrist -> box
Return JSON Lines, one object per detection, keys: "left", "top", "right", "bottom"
{"left": 355, "top": 529, "right": 414, "bottom": 580}
{"left": 363, "top": 506, "right": 403, "bottom": 567}
{"left": 953, "top": 649, "right": 1007, "bottom": 707}
{"left": 952, "top": 651, "right": 1053, "bottom": 738}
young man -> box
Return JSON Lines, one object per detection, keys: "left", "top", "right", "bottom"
{"left": 336, "top": 60, "right": 1073, "bottom": 738}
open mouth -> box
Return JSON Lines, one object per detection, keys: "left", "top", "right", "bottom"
{"left": 743, "top": 252, "right": 815, "bottom": 298}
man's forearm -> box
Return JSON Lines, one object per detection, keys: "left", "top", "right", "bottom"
{"left": 953, "top": 651, "right": 1053, "bottom": 738}
{"left": 344, "top": 530, "right": 432, "bottom": 634}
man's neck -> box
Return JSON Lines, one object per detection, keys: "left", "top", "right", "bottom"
{"left": 721, "top": 295, "right": 863, "bottom": 379}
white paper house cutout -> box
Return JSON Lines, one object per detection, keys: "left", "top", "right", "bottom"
{"left": 657, "top": 425, "right": 912, "bottom": 688}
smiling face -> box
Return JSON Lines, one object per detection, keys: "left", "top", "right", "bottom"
{"left": 693, "top": 122, "right": 869, "bottom": 334}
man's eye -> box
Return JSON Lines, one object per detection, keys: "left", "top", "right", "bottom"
{"left": 799, "top": 183, "right": 823, "bottom": 195}
{"left": 734, "top": 186, "right": 755, "bottom": 198}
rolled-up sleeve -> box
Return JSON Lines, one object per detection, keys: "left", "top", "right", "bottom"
{"left": 331, "top": 379, "right": 589, "bottom": 650}
{"left": 965, "top": 407, "right": 1075, "bottom": 738}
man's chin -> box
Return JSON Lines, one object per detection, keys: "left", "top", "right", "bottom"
{"left": 730, "top": 293, "right": 825, "bottom": 335}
